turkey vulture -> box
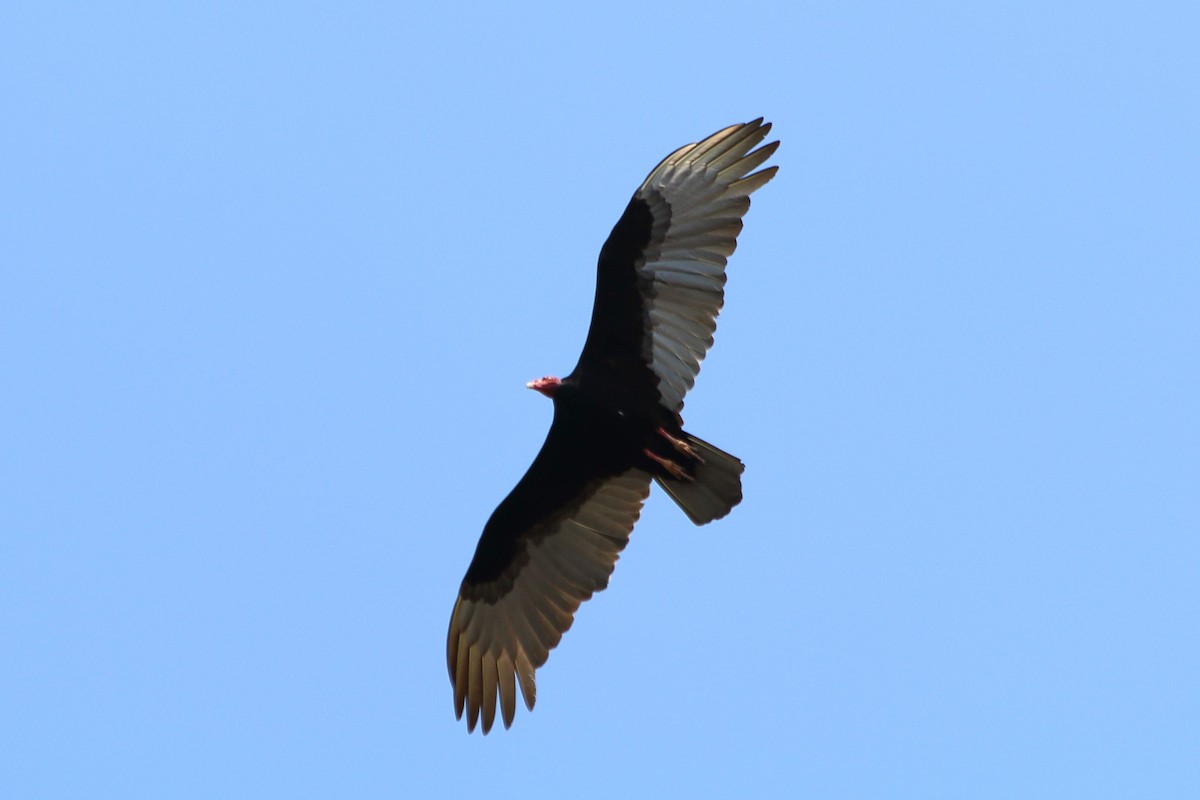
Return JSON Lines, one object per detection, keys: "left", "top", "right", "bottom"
{"left": 447, "top": 119, "right": 778, "bottom": 733}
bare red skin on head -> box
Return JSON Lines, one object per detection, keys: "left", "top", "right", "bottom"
{"left": 525, "top": 376, "right": 561, "bottom": 398}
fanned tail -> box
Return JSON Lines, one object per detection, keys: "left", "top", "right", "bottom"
{"left": 654, "top": 433, "right": 744, "bottom": 525}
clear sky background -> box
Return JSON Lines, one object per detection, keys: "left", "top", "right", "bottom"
{"left": 3, "top": 2, "right": 1197, "bottom": 798}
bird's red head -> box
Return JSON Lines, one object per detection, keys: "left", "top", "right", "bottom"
{"left": 526, "top": 376, "right": 562, "bottom": 398}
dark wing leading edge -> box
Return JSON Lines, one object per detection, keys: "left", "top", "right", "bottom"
{"left": 447, "top": 420, "right": 652, "bottom": 733}
{"left": 572, "top": 119, "right": 779, "bottom": 413}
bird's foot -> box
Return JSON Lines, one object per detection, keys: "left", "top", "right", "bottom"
{"left": 643, "top": 449, "right": 693, "bottom": 481}
{"left": 656, "top": 427, "right": 704, "bottom": 463}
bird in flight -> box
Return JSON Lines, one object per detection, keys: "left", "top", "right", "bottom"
{"left": 447, "top": 119, "right": 779, "bottom": 733}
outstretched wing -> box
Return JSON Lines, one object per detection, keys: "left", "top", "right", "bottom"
{"left": 572, "top": 119, "right": 779, "bottom": 412}
{"left": 448, "top": 420, "right": 652, "bottom": 734}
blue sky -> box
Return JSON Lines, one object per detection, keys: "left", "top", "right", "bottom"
{"left": 3, "top": 2, "right": 1197, "bottom": 797}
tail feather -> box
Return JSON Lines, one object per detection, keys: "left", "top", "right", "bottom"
{"left": 654, "top": 433, "right": 744, "bottom": 525}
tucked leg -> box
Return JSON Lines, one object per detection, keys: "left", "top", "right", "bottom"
{"left": 656, "top": 427, "right": 704, "bottom": 463}
{"left": 643, "top": 448, "right": 693, "bottom": 481}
